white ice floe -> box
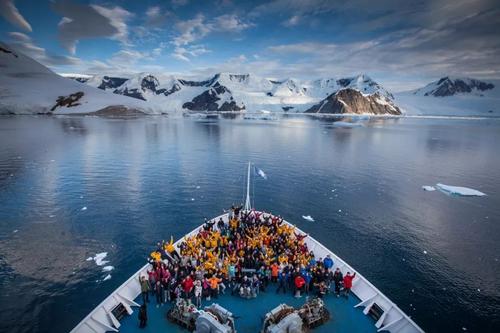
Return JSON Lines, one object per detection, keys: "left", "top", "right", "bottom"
{"left": 332, "top": 121, "right": 364, "bottom": 128}
{"left": 257, "top": 168, "right": 267, "bottom": 180}
{"left": 94, "top": 252, "right": 108, "bottom": 266}
{"left": 81, "top": 206, "right": 87, "bottom": 211}
{"left": 86, "top": 257, "right": 93, "bottom": 261}
{"left": 13, "top": 229, "right": 18, "bottom": 233}
{"left": 102, "top": 274, "right": 111, "bottom": 281}
{"left": 196, "top": 186, "right": 201, "bottom": 189}
{"left": 422, "top": 185, "right": 436, "bottom": 191}
{"left": 423, "top": 250, "right": 428, "bottom": 254}
{"left": 102, "top": 266, "right": 114, "bottom": 272}
{"left": 302, "top": 215, "right": 314, "bottom": 222}
{"left": 435, "top": 183, "right": 486, "bottom": 197}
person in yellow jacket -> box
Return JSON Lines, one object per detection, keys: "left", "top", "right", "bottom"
{"left": 164, "top": 236, "right": 180, "bottom": 261}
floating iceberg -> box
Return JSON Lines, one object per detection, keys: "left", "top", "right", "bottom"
{"left": 302, "top": 215, "right": 314, "bottom": 222}
{"left": 102, "top": 266, "right": 114, "bottom": 272}
{"left": 102, "top": 274, "right": 111, "bottom": 281}
{"left": 81, "top": 206, "right": 87, "bottom": 211}
{"left": 422, "top": 186, "right": 436, "bottom": 191}
{"left": 436, "top": 183, "right": 486, "bottom": 197}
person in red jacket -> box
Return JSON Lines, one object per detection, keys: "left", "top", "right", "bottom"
{"left": 343, "top": 271, "right": 356, "bottom": 298}
{"left": 294, "top": 275, "right": 306, "bottom": 297}
{"left": 181, "top": 275, "right": 194, "bottom": 299}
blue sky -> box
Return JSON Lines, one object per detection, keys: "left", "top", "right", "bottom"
{"left": 1, "top": 0, "right": 499, "bottom": 90}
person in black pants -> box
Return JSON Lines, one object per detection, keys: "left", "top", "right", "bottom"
{"left": 333, "top": 268, "right": 343, "bottom": 297}
{"left": 138, "top": 304, "right": 147, "bottom": 328}
{"left": 276, "top": 271, "right": 287, "bottom": 294}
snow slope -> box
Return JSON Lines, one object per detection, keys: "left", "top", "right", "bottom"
{"left": 395, "top": 77, "right": 500, "bottom": 116}
{"left": 0, "top": 43, "right": 157, "bottom": 115}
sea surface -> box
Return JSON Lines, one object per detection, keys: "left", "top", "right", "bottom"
{"left": 0, "top": 115, "right": 499, "bottom": 333}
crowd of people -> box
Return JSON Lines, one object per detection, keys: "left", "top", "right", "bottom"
{"left": 138, "top": 205, "right": 356, "bottom": 327}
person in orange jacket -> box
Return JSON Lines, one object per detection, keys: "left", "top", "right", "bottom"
{"left": 208, "top": 275, "right": 222, "bottom": 299}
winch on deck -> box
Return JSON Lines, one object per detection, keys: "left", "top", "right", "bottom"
{"left": 167, "top": 298, "right": 236, "bottom": 333}
{"left": 261, "top": 298, "right": 330, "bottom": 333}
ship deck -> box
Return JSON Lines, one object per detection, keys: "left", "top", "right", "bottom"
{"left": 119, "top": 286, "right": 377, "bottom": 333}
{"left": 70, "top": 212, "right": 423, "bottom": 333}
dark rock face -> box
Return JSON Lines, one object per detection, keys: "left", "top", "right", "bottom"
{"left": 98, "top": 76, "right": 127, "bottom": 90}
{"left": 118, "top": 88, "right": 146, "bottom": 100}
{"left": 51, "top": 91, "right": 84, "bottom": 111}
{"left": 0, "top": 45, "right": 18, "bottom": 58}
{"left": 423, "top": 77, "right": 494, "bottom": 96}
{"left": 336, "top": 78, "right": 352, "bottom": 87}
{"left": 183, "top": 84, "right": 245, "bottom": 111}
{"left": 75, "top": 77, "right": 89, "bottom": 83}
{"left": 156, "top": 83, "right": 181, "bottom": 97}
{"left": 305, "top": 88, "right": 401, "bottom": 115}
{"left": 141, "top": 75, "right": 159, "bottom": 92}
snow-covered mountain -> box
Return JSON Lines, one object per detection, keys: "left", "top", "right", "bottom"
{"left": 412, "top": 77, "right": 496, "bottom": 97}
{"left": 0, "top": 43, "right": 157, "bottom": 115}
{"left": 395, "top": 77, "right": 500, "bottom": 116}
{"left": 66, "top": 71, "right": 399, "bottom": 114}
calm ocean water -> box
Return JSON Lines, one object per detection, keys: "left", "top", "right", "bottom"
{"left": 0, "top": 115, "right": 499, "bottom": 333}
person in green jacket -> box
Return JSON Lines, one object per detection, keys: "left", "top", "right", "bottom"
{"left": 140, "top": 275, "right": 150, "bottom": 303}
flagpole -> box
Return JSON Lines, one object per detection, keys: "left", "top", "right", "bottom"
{"left": 244, "top": 161, "right": 251, "bottom": 211}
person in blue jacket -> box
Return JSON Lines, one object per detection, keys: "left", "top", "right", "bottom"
{"left": 324, "top": 254, "right": 334, "bottom": 271}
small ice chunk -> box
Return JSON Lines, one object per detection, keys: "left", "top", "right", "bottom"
{"left": 462, "top": 328, "right": 467, "bottom": 331}
{"left": 103, "top": 274, "right": 111, "bottom": 281}
{"left": 477, "top": 288, "right": 481, "bottom": 292}
{"left": 302, "top": 215, "right": 314, "bottom": 222}
{"left": 436, "top": 183, "right": 486, "bottom": 197}
{"left": 196, "top": 186, "right": 200, "bottom": 189}
{"left": 13, "top": 229, "right": 18, "bottom": 233}
{"left": 422, "top": 185, "right": 435, "bottom": 191}
{"left": 86, "top": 257, "right": 93, "bottom": 261}
{"left": 94, "top": 252, "right": 108, "bottom": 266}
{"left": 191, "top": 198, "right": 195, "bottom": 201}
{"left": 102, "top": 266, "right": 114, "bottom": 272}
{"left": 423, "top": 250, "right": 428, "bottom": 254}
{"left": 81, "top": 206, "right": 87, "bottom": 211}
{"left": 338, "top": 209, "right": 342, "bottom": 213}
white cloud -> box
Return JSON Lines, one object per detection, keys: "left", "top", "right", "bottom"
{"left": 213, "top": 14, "right": 252, "bottom": 32}
{"left": 172, "top": 45, "right": 210, "bottom": 62}
{"left": 7, "top": 31, "right": 81, "bottom": 66}
{"left": 283, "top": 15, "right": 301, "bottom": 27}
{"left": 52, "top": 0, "right": 133, "bottom": 54}
{"left": 171, "top": 13, "right": 252, "bottom": 61}
{"left": 173, "top": 14, "right": 212, "bottom": 46}
{"left": 145, "top": 6, "right": 170, "bottom": 27}
{"left": 0, "top": 0, "right": 32, "bottom": 32}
